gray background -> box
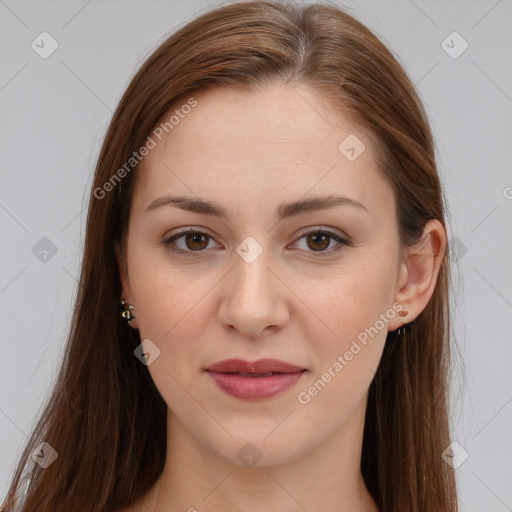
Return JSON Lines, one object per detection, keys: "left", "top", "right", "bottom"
{"left": 1, "top": 0, "right": 511, "bottom": 509}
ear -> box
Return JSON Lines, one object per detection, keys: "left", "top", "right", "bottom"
{"left": 114, "top": 240, "right": 139, "bottom": 330}
{"left": 388, "top": 219, "right": 446, "bottom": 331}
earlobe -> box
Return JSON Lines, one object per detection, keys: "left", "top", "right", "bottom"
{"left": 389, "top": 219, "right": 446, "bottom": 331}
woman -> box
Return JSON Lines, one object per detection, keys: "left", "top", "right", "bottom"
{"left": 2, "top": 1, "right": 458, "bottom": 511}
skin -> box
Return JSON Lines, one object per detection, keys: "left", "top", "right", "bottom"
{"left": 116, "top": 83, "right": 446, "bottom": 512}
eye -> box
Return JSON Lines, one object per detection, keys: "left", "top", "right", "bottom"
{"left": 163, "top": 229, "right": 218, "bottom": 256}
{"left": 162, "top": 227, "right": 349, "bottom": 257}
{"left": 290, "top": 228, "right": 349, "bottom": 257}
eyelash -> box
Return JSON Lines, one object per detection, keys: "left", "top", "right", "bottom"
{"left": 162, "top": 227, "right": 349, "bottom": 258}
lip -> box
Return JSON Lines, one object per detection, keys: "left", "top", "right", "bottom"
{"left": 205, "top": 358, "right": 305, "bottom": 374}
{"left": 204, "top": 358, "right": 307, "bottom": 400}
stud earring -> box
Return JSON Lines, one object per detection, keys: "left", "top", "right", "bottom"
{"left": 398, "top": 309, "right": 408, "bottom": 317}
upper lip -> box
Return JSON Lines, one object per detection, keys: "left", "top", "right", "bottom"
{"left": 204, "top": 358, "right": 305, "bottom": 374}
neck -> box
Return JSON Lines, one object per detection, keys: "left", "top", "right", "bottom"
{"left": 142, "top": 396, "right": 379, "bottom": 512}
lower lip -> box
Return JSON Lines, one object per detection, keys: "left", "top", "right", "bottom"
{"left": 206, "top": 370, "right": 306, "bottom": 400}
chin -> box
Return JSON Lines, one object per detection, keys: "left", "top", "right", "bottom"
{"left": 205, "top": 428, "right": 312, "bottom": 469}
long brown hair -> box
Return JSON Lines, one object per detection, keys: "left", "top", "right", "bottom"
{"left": 2, "top": 1, "right": 458, "bottom": 510}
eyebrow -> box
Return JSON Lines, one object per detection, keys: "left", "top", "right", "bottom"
{"left": 144, "top": 193, "right": 368, "bottom": 221}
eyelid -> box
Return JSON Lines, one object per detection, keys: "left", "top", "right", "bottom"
{"left": 293, "top": 225, "right": 348, "bottom": 240}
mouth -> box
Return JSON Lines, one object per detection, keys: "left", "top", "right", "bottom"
{"left": 204, "top": 359, "right": 307, "bottom": 400}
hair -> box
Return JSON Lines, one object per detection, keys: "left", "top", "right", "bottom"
{"left": 2, "top": 1, "right": 458, "bottom": 511}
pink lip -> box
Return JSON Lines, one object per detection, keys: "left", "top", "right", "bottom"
{"left": 204, "top": 358, "right": 307, "bottom": 400}
{"left": 205, "top": 358, "right": 304, "bottom": 374}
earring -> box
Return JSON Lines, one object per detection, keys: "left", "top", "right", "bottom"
{"left": 120, "top": 298, "right": 136, "bottom": 325}
{"left": 396, "top": 307, "right": 409, "bottom": 335}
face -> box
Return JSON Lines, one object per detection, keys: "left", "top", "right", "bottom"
{"left": 118, "top": 83, "right": 404, "bottom": 467}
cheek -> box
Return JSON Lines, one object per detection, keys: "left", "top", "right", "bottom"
{"left": 127, "top": 238, "right": 199, "bottom": 330}
{"left": 301, "top": 258, "right": 397, "bottom": 345}
{"left": 297, "top": 256, "right": 396, "bottom": 402}
{"left": 295, "top": 275, "right": 391, "bottom": 417}
{"left": 127, "top": 246, "right": 218, "bottom": 380}
{"left": 129, "top": 265, "right": 213, "bottom": 413}
{"left": 302, "top": 288, "right": 388, "bottom": 398}
{"left": 131, "top": 268, "right": 208, "bottom": 356}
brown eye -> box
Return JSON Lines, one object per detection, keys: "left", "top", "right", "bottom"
{"left": 184, "top": 232, "right": 209, "bottom": 251}
{"left": 163, "top": 230, "right": 216, "bottom": 256}
{"left": 306, "top": 232, "right": 330, "bottom": 251}
{"left": 292, "top": 229, "right": 349, "bottom": 257}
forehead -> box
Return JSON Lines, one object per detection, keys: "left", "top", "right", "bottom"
{"left": 157, "top": 84, "right": 370, "bottom": 161}
{"left": 133, "top": 84, "right": 393, "bottom": 219}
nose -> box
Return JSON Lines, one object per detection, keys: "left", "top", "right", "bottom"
{"left": 218, "top": 249, "right": 290, "bottom": 339}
